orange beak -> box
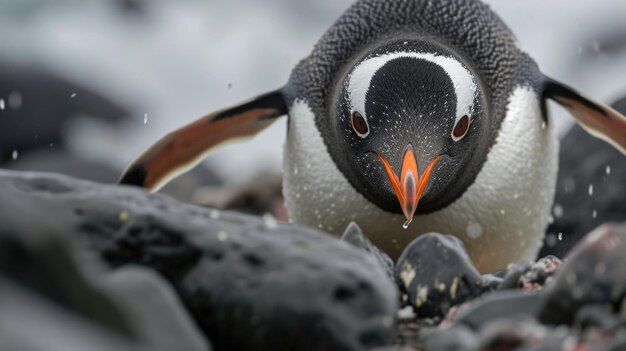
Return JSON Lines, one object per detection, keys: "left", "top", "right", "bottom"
{"left": 375, "top": 146, "right": 441, "bottom": 227}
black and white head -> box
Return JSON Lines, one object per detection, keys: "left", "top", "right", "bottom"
{"left": 329, "top": 40, "right": 490, "bottom": 225}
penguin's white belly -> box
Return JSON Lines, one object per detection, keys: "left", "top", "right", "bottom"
{"left": 283, "top": 86, "right": 558, "bottom": 273}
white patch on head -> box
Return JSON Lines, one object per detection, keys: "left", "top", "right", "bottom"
{"left": 347, "top": 51, "right": 477, "bottom": 131}
{"left": 284, "top": 86, "right": 558, "bottom": 273}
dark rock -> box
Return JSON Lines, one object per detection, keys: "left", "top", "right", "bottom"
{"left": 0, "top": 199, "right": 211, "bottom": 351}
{"left": 475, "top": 317, "right": 570, "bottom": 351}
{"left": 395, "top": 234, "right": 483, "bottom": 318}
{"left": 0, "top": 170, "right": 398, "bottom": 351}
{"left": 573, "top": 305, "right": 625, "bottom": 331}
{"left": 421, "top": 325, "right": 477, "bottom": 351}
{"left": 518, "top": 256, "right": 561, "bottom": 290}
{"left": 0, "top": 63, "right": 128, "bottom": 162}
{"left": 495, "top": 256, "right": 561, "bottom": 291}
{"left": 541, "top": 97, "right": 626, "bottom": 258}
{"left": 190, "top": 170, "right": 285, "bottom": 220}
{"left": 539, "top": 223, "right": 626, "bottom": 326}
{"left": 479, "top": 274, "right": 503, "bottom": 293}
{"left": 0, "top": 278, "right": 146, "bottom": 351}
{"left": 341, "top": 222, "right": 395, "bottom": 279}
{"left": 105, "top": 266, "right": 211, "bottom": 351}
{"left": 454, "top": 291, "right": 544, "bottom": 330}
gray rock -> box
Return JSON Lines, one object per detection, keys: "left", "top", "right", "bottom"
{"left": 104, "top": 266, "right": 210, "bottom": 351}
{"left": 0, "top": 170, "right": 398, "bottom": 351}
{"left": 539, "top": 223, "right": 626, "bottom": 326}
{"left": 395, "top": 234, "right": 483, "bottom": 318}
{"left": 341, "top": 222, "right": 395, "bottom": 279}
{"left": 421, "top": 325, "right": 477, "bottom": 351}
{"left": 0, "top": 278, "right": 145, "bottom": 351}
{"left": 454, "top": 291, "right": 544, "bottom": 330}
{"left": 0, "top": 194, "right": 211, "bottom": 351}
{"left": 476, "top": 317, "right": 570, "bottom": 351}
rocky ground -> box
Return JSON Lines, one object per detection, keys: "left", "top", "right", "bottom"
{"left": 1, "top": 104, "right": 626, "bottom": 350}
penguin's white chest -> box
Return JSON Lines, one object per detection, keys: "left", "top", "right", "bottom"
{"left": 283, "top": 86, "right": 558, "bottom": 273}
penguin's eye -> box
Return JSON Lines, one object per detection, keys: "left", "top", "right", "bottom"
{"left": 351, "top": 111, "right": 369, "bottom": 137}
{"left": 452, "top": 115, "right": 470, "bottom": 141}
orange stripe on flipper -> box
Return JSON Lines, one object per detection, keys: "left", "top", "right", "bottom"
{"left": 142, "top": 108, "right": 276, "bottom": 189}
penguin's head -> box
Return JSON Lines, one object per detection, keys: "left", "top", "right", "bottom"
{"left": 329, "top": 39, "right": 490, "bottom": 225}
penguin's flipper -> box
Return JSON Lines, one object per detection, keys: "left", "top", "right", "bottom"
{"left": 119, "top": 89, "right": 287, "bottom": 191}
{"left": 543, "top": 78, "right": 626, "bottom": 155}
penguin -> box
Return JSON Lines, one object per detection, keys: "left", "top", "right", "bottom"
{"left": 119, "top": 0, "right": 626, "bottom": 273}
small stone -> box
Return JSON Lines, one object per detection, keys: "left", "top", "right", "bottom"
{"left": 340, "top": 221, "right": 394, "bottom": 279}
{"left": 421, "top": 324, "right": 478, "bottom": 351}
{"left": 539, "top": 223, "right": 626, "bottom": 326}
{"left": 395, "top": 233, "right": 483, "bottom": 318}
{"left": 454, "top": 291, "right": 544, "bottom": 330}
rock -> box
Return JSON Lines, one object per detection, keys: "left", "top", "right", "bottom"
{"left": 0, "top": 198, "right": 211, "bottom": 351}
{"left": 453, "top": 291, "right": 543, "bottom": 330}
{"left": 0, "top": 62, "right": 128, "bottom": 162}
{"left": 475, "top": 317, "right": 570, "bottom": 351}
{"left": 421, "top": 325, "right": 478, "bottom": 351}
{"left": 191, "top": 170, "right": 284, "bottom": 219}
{"left": 104, "top": 266, "right": 210, "bottom": 351}
{"left": 573, "top": 305, "right": 625, "bottom": 331}
{"left": 541, "top": 97, "right": 626, "bottom": 258}
{"left": 0, "top": 170, "right": 398, "bottom": 351}
{"left": 0, "top": 278, "right": 146, "bottom": 351}
{"left": 341, "top": 222, "right": 395, "bottom": 279}
{"left": 495, "top": 256, "right": 561, "bottom": 291}
{"left": 395, "top": 234, "right": 483, "bottom": 318}
{"left": 518, "top": 256, "right": 561, "bottom": 290}
{"left": 539, "top": 223, "right": 626, "bottom": 326}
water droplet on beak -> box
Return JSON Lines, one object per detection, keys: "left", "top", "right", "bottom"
{"left": 403, "top": 220, "right": 411, "bottom": 229}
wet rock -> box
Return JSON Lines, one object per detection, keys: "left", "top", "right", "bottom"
{"left": 453, "top": 291, "right": 543, "bottom": 330}
{"left": 542, "top": 98, "right": 626, "bottom": 258}
{"left": 341, "top": 222, "right": 395, "bottom": 279}
{"left": 190, "top": 170, "right": 286, "bottom": 221}
{"left": 476, "top": 318, "right": 570, "bottom": 351}
{"left": 573, "top": 305, "right": 625, "bottom": 331}
{"left": 0, "top": 200, "right": 211, "bottom": 351}
{"left": 105, "top": 266, "right": 210, "bottom": 351}
{"left": 0, "top": 62, "right": 128, "bottom": 162}
{"left": 518, "top": 256, "right": 561, "bottom": 290}
{"left": 493, "top": 262, "right": 533, "bottom": 290}
{"left": 0, "top": 170, "right": 398, "bottom": 351}
{"left": 421, "top": 325, "right": 478, "bottom": 351}
{"left": 0, "top": 278, "right": 146, "bottom": 351}
{"left": 495, "top": 256, "right": 561, "bottom": 291}
{"left": 395, "top": 234, "right": 483, "bottom": 318}
{"left": 539, "top": 223, "right": 626, "bottom": 326}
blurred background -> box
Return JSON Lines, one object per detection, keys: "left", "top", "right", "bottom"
{"left": 0, "top": 0, "right": 625, "bottom": 254}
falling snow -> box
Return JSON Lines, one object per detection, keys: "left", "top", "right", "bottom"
{"left": 588, "top": 184, "right": 594, "bottom": 196}
{"left": 558, "top": 233, "right": 563, "bottom": 241}
{"left": 70, "top": 93, "right": 77, "bottom": 98}
{"left": 143, "top": 113, "right": 149, "bottom": 124}
{"left": 606, "top": 165, "right": 611, "bottom": 175}
{"left": 11, "top": 150, "right": 18, "bottom": 160}
{"left": 466, "top": 221, "right": 484, "bottom": 239}
{"left": 8, "top": 91, "right": 22, "bottom": 110}
{"left": 553, "top": 204, "right": 564, "bottom": 218}
{"left": 0, "top": 99, "right": 4, "bottom": 110}
{"left": 217, "top": 231, "right": 228, "bottom": 241}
